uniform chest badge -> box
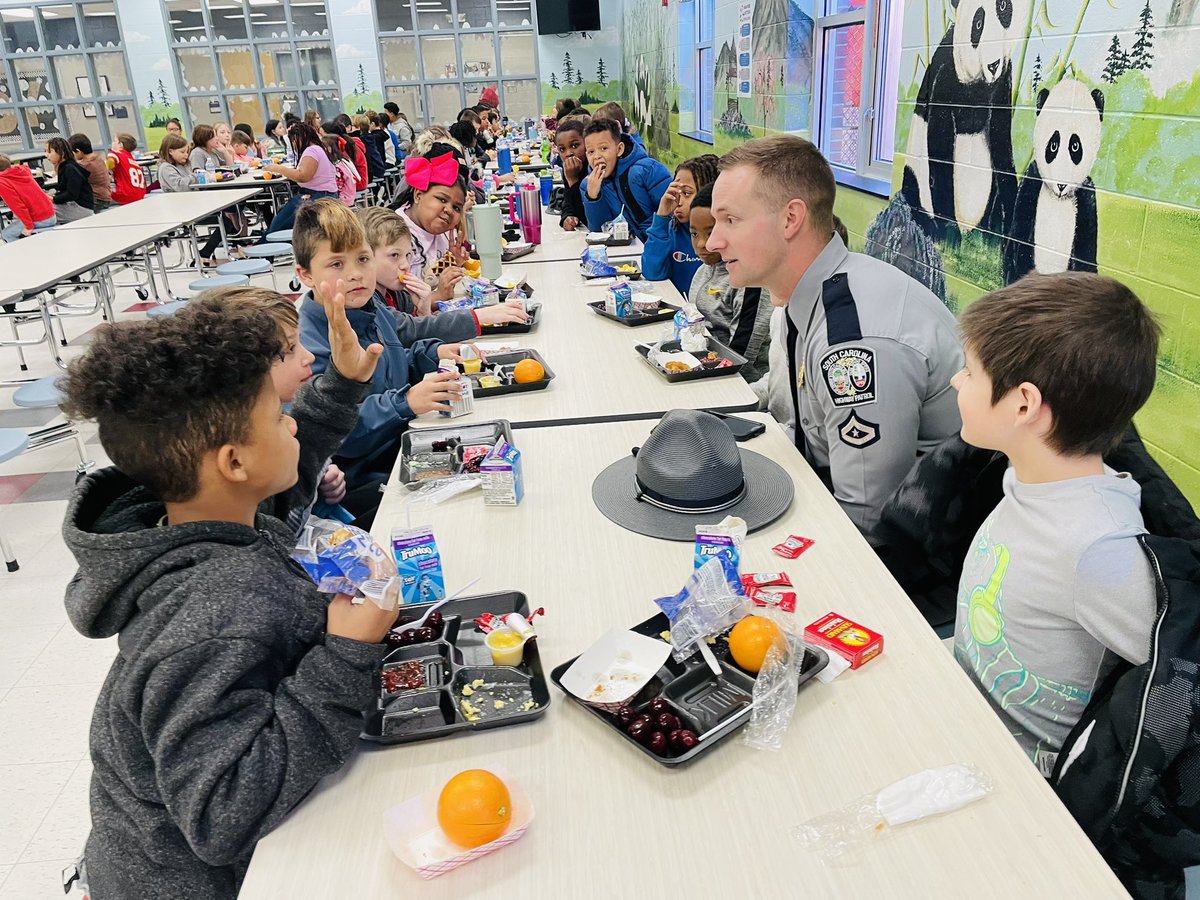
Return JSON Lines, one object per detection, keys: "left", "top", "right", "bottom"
{"left": 820, "top": 346, "right": 876, "bottom": 407}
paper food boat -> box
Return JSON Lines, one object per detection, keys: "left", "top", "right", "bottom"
{"left": 382, "top": 768, "right": 534, "bottom": 880}
{"left": 560, "top": 628, "right": 673, "bottom": 713}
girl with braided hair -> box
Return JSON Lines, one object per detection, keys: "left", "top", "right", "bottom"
{"left": 641, "top": 153, "right": 720, "bottom": 296}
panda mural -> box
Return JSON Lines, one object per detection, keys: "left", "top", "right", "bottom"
{"left": 901, "top": 0, "right": 1023, "bottom": 241}
{"left": 1002, "top": 79, "right": 1102, "bottom": 283}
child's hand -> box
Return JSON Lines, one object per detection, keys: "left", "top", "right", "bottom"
{"left": 315, "top": 278, "right": 384, "bottom": 383}
{"left": 406, "top": 370, "right": 464, "bottom": 415}
{"left": 657, "top": 180, "right": 684, "bottom": 217}
{"left": 562, "top": 216, "right": 580, "bottom": 231}
{"left": 318, "top": 464, "right": 346, "bottom": 504}
{"left": 326, "top": 592, "right": 396, "bottom": 644}
{"left": 586, "top": 161, "right": 607, "bottom": 199}
{"left": 475, "top": 302, "right": 529, "bottom": 326}
{"left": 562, "top": 155, "right": 583, "bottom": 185}
{"left": 437, "top": 343, "right": 480, "bottom": 363}
{"left": 400, "top": 272, "right": 432, "bottom": 315}
{"left": 449, "top": 230, "right": 471, "bottom": 266}
{"left": 434, "top": 266, "right": 465, "bottom": 299}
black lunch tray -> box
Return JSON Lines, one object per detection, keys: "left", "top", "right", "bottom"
{"left": 467, "top": 348, "right": 555, "bottom": 397}
{"left": 634, "top": 338, "right": 749, "bottom": 383}
{"left": 481, "top": 302, "right": 541, "bottom": 334}
{"left": 362, "top": 591, "right": 550, "bottom": 745}
{"left": 581, "top": 263, "right": 642, "bottom": 280}
{"left": 586, "top": 234, "right": 635, "bottom": 247}
{"left": 501, "top": 244, "right": 536, "bottom": 262}
{"left": 587, "top": 299, "right": 680, "bottom": 327}
{"left": 550, "top": 612, "right": 827, "bottom": 767}
{"left": 397, "top": 419, "right": 513, "bottom": 491}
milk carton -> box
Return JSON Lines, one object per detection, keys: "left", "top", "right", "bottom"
{"left": 390, "top": 527, "right": 446, "bottom": 605}
{"left": 480, "top": 440, "right": 524, "bottom": 506}
{"left": 437, "top": 361, "right": 475, "bottom": 418}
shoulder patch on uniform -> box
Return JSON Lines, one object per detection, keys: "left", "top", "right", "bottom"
{"left": 838, "top": 412, "right": 880, "bottom": 449}
{"left": 821, "top": 273, "right": 862, "bottom": 344}
{"left": 820, "top": 345, "right": 876, "bottom": 407}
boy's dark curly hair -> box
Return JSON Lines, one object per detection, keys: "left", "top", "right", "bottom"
{"left": 60, "top": 307, "right": 283, "bottom": 502}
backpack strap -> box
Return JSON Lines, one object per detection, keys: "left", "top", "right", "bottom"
{"left": 617, "top": 167, "right": 648, "bottom": 225}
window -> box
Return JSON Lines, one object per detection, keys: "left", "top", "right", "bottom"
{"left": 814, "top": 0, "right": 902, "bottom": 193}
{"left": 677, "top": 0, "right": 714, "bottom": 144}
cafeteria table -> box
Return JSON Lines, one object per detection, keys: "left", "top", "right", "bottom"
{"left": 408, "top": 258, "right": 757, "bottom": 428}
{"left": 239, "top": 413, "right": 1129, "bottom": 899}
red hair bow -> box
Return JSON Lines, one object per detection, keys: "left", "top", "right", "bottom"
{"left": 405, "top": 152, "right": 459, "bottom": 191}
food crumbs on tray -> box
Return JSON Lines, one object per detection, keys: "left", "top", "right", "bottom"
{"left": 520, "top": 700, "right": 537, "bottom": 712}
{"left": 705, "top": 636, "right": 717, "bottom": 645}
{"left": 494, "top": 700, "right": 506, "bottom": 710}
{"left": 471, "top": 678, "right": 485, "bottom": 688}
{"left": 659, "top": 631, "right": 671, "bottom": 642}
{"left": 462, "top": 685, "right": 474, "bottom": 697}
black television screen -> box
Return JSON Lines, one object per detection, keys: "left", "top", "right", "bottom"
{"left": 535, "top": 0, "right": 601, "bottom": 34}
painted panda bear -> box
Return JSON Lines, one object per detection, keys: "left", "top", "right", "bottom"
{"left": 1002, "top": 79, "right": 1102, "bottom": 284}
{"left": 901, "top": 0, "right": 1023, "bottom": 241}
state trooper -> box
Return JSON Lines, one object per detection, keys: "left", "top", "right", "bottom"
{"left": 709, "top": 135, "right": 963, "bottom": 544}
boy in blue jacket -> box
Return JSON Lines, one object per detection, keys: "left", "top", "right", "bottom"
{"left": 294, "top": 199, "right": 468, "bottom": 497}
{"left": 581, "top": 118, "right": 672, "bottom": 241}
{"left": 641, "top": 153, "right": 719, "bottom": 296}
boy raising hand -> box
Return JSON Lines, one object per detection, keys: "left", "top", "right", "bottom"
{"left": 61, "top": 288, "right": 393, "bottom": 899}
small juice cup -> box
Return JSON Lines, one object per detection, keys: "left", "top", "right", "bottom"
{"left": 485, "top": 627, "right": 528, "bottom": 666}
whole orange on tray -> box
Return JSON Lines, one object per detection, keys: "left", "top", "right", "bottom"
{"left": 728, "top": 615, "right": 783, "bottom": 674}
{"left": 513, "top": 358, "right": 544, "bottom": 384}
{"left": 437, "top": 769, "right": 512, "bottom": 849}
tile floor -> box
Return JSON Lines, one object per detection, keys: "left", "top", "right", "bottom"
{"left": 0, "top": 263, "right": 284, "bottom": 898}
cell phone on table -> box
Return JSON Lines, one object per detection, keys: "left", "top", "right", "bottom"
{"left": 707, "top": 411, "right": 767, "bottom": 441}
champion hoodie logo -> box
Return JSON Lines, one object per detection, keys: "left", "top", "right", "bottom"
{"left": 672, "top": 251, "right": 701, "bottom": 263}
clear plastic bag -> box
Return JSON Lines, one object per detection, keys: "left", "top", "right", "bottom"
{"left": 292, "top": 517, "right": 397, "bottom": 602}
{"left": 793, "top": 764, "right": 993, "bottom": 857}
{"left": 580, "top": 245, "right": 617, "bottom": 277}
{"left": 742, "top": 622, "right": 805, "bottom": 751}
{"left": 654, "top": 556, "right": 751, "bottom": 663}
{"left": 406, "top": 474, "right": 482, "bottom": 505}
{"left": 672, "top": 302, "right": 709, "bottom": 353}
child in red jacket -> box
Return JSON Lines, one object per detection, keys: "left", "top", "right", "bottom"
{"left": 107, "top": 134, "right": 147, "bottom": 205}
{"left": 0, "top": 156, "right": 56, "bottom": 241}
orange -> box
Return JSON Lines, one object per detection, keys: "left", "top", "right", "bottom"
{"left": 436, "top": 769, "right": 512, "bottom": 849}
{"left": 728, "top": 615, "right": 783, "bottom": 674}
{"left": 262, "top": 172, "right": 274, "bottom": 180}
{"left": 513, "top": 359, "right": 544, "bottom": 384}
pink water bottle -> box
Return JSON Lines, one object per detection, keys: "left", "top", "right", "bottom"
{"left": 518, "top": 184, "right": 542, "bottom": 244}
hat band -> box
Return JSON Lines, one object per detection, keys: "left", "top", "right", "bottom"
{"left": 633, "top": 474, "right": 748, "bottom": 515}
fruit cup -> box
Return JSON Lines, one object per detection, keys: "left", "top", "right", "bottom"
{"left": 485, "top": 627, "right": 528, "bottom": 666}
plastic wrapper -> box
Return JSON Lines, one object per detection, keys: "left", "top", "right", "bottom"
{"left": 580, "top": 245, "right": 617, "bottom": 278}
{"left": 672, "top": 303, "right": 709, "bottom": 353}
{"left": 293, "top": 517, "right": 397, "bottom": 607}
{"left": 742, "top": 622, "right": 805, "bottom": 751}
{"left": 405, "top": 473, "right": 482, "bottom": 505}
{"left": 654, "top": 557, "right": 751, "bottom": 663}
{"left": 793, "top": 764, "right": 993, "bottom": 856}
{"left": 503, "top": 286, "right": 529, "bottom": 310}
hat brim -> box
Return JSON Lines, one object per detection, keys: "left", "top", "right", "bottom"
{"left": 591, "top": 448, "right": 794, "bottom": 542}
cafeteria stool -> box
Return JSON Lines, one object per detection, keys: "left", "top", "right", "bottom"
{"left": 187, "top": 273, "right": 251, "bottom": 293}
{"left": 0, "top": 429, "right": 29, "bottom": 572}
{"left": 12, "top": 374, "right": 93, "bottom": 475}
{"left": 216, "top": 257, "right": 275, "bottom": 290}
{"left": 146, "top": 300, "right": 190, "bottom": 318}
{"left": 264, "top": 229, "right": 293, "bottom": 243}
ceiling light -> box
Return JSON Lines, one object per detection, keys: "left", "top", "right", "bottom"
{"left": 2, "top": 9, "right": 37, "bottom": 19}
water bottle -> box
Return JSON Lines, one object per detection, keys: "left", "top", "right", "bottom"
{"left": 483, "top": 172, "right": 496, "bottom": 195}
{"left": 195, "top": 167, "right": 207, "bottom": 186}
{"left": 497, "top": 138, "right": 512, "bottom": 176}
{"left": 205, "top": 157, "right": 216, "bottom": 183}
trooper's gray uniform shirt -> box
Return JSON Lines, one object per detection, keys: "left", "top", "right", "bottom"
{"left": 783, "top": 234, "right": 964, "bottom": 543}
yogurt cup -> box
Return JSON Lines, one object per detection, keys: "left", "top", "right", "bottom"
{"left": 485, "top": 627, "right": 528, "bottom": 666}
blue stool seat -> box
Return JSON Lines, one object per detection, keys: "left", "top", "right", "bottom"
{"left": 216, "top": 259, "right": 272, "bottom": 277}
{"left": 264, "top": 229, "right": 293, "bottom": 242}
{"left": 147, "top": 300, "right": 190, "bottom": 318}
{"left": 188, "top": 274, "right": 250, "bottom": 292}
{"left": 0, "top": 429, "right": 30, "bottom": 464}
{"left": 245, "top": 243, "right": 291, "bottom": 259}
{"left": 13, "top": 375, "right": 62, "bottom": 410}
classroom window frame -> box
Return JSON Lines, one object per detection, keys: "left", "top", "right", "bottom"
{"left": 157, "top": 0, "right": 339, "bottom": 132}
{"left": 0, "top": 0, "right": 141, "bottom": 153}
{"left": 812, "top": 0, "right": 902, "bottom": 196}
{"left": 676, "top": 0, "right": 715, "bottom": 145}
{"left": 374, "top": 0, "right": 541, "bottom": 128}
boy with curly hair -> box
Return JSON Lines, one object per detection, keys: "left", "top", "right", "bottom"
{"left": 61, "top": 287, "right": 395, "bottom": 899}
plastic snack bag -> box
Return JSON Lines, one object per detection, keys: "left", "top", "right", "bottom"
{"left": 742, "top": 618, "right": 805, "bottom": 751}
{"left": 672, "top": 303, "right": 709, "bottom": 353}
{"left": 293, "top": 517, "right": 397, "bottom": 607}
{"left": 793, "top": 764, "right": 993, "bottom": 856}
{"left": 654, "top": 556, "right": 751, "bottom": 663}
{"left": 580, "top": 245, "right": 617, "bottom": 278}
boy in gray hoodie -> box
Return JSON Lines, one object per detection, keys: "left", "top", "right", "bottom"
{"left": 686, "top": 182, "right": 773, "bottom": 382}
{"left": 60, "top": 287, "right": 395, "bottom": 899}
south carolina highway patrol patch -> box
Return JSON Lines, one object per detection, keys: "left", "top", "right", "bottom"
{"left": 820, "top": 346, "right": 876, "bottom": 407}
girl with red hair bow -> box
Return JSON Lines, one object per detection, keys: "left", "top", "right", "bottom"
{"left": 392, "top": 147, "right": 474, "bottom": 306}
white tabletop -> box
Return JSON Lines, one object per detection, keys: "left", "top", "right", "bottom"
{"left": 240, "top": 413, "right": 1127, "bottom": 899}
{"left": 55, "top": 188, "right": 263, "bottom": 229}
{"left": 515, "top": 215, "right": 643, "bottom": 263}
{"left": 189, "top": 172, "right": 286, "bottom": 192}
{"left": 409, "top": 260, "right": 757, "bottom": 428}
{"left": 0, "top": 222, "right": 178, "bottom": 294}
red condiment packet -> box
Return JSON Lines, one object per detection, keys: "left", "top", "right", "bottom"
{"left": 772, "top": 535, "right": 814, "bottom": 559}
{"left": 741, "top": 572, "right": 793, "bottom": 590}
{"left": 746, "top": 586, "right": 797, "bottom": 613}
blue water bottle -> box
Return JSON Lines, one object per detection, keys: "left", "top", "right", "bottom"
{"left": 539, "top": 172, "right": 553, "bottom": 206}
{"left": 497, "top": 139, "right": 512, "bottom": 175}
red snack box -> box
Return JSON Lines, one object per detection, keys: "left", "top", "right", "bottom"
{"left": 804, "top": 612, "right": 883, "bottom": 669}
{"left": 772, "top": 535, "right": 814, "bottom": 559}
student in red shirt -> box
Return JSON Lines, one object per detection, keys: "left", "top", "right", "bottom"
{"left": 107, "top": 133, "right": 147, "bottom": 205}
{"left": 0, "top": 155, "right": 56, "bottom": 241}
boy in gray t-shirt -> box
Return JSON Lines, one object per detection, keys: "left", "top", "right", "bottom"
{"left": 948, "top": 273, "right": 1161, "bottom": 777}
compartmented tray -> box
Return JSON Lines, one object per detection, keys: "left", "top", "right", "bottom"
{"left": 581, "top": 263, "right": 642, "bottom": 281}
{"left": 635, "top": 338, "right": 749, "bottom": 383}
{"left": 551, "top": 613, "right": 827, "bottom": 767}
{"left": 363, "top": 591, "right": 551, "bottom": 745}
{"left": 397, "top": 419, "right": 512, "bottom": 491}
{"left": 481, "top": 302, "right": 541, "bottom": 334}
{"left": 467, "top": 349, "right": 555, "bottom": 397}
{"left": 587, "top": 299, "right": 680, "bottom": 327}
{"left": 502, "top": 244, "right": 535, "bottom": 262}
{"left": 585, "top": 234, "right": 635, "bottom": 247}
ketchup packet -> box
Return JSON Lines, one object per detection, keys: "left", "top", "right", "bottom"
{"left": 746, "top": 586, "right": 797, "bottom": 613}
{"left": 772, "top": 535, "right": 815, "bottom": 559}
{"left": 741, "top": 572, "right": 792, "bottom": 590}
